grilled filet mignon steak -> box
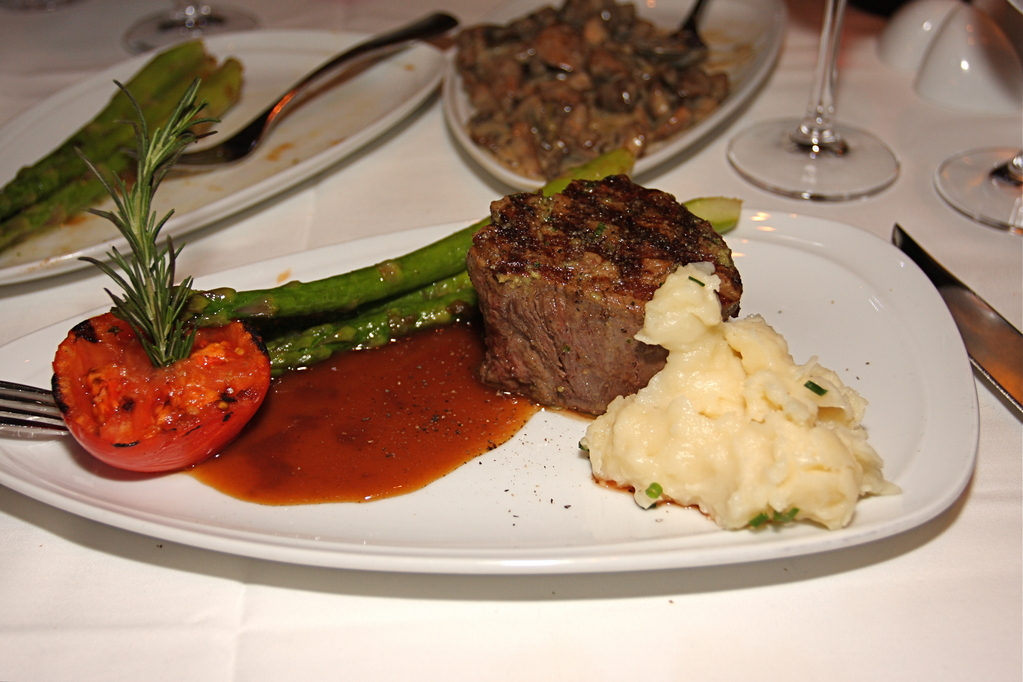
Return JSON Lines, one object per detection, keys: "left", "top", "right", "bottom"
{"left": 466, "top": 174, "right": 742, "bottom": 415}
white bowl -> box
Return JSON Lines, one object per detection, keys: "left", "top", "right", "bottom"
{"left": 878, "top": 0, "right": 961, "bottom": 73}
{"left": 914, "top": 3, "right": 1023, "bottom": 114}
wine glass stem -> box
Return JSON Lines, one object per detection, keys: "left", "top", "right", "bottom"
{"left": 791, "top": 0, "right": 848, "bottom": 155}
{"left": 170, "top": 2, "right": 221, "bottom": 24}
{"left": 997, "top": 151, "right": 1023, "bottom": 186}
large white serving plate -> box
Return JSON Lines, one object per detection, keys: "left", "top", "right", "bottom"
{"left": 443, "top": 0, "right": 787, "bottom": 189}
{"left": 0, "top": 211, "right": 978, "bottom": 574}
{"left": 0, "top": 30, "right": 446, "bottom": 285}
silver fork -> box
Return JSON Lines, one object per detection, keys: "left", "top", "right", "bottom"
{"left": 175, "top": 11, "right": 459, "bottom": 168}
{"left": 0, "top": 380, "right": 68, "bottom": 437}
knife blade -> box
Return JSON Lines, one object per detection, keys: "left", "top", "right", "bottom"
{"left": 892, "top": 225, "right": 1022, "bottom": 414}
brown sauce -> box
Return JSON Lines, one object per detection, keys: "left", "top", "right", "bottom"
{"left": 189, "top": 322, "right": 539, "bottom": 504}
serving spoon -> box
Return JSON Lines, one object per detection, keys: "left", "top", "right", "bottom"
{"left": 175, "top": 11, "right": 458, "bottom": 168}
{"left": 639, "top": 0, "right": 712, "bottom": 66}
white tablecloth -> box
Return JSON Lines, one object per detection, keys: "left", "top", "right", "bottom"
{"left": 0, "top": 0, "right": 1020, "bottom": 679}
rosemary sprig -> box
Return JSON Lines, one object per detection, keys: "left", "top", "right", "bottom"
{"left": 77, "top": 79, "right": 217, "bottom": 368}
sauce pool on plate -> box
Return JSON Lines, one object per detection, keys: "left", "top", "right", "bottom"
{"left": 189, "top": 322, "right": 538, "bottom": 504}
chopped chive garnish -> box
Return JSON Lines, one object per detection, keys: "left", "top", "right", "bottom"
{"left": 688, "top": 276, "right": 705, "bottom": 287}
{"left": 578, "top": 440, "right": 589, "bottom": 452}
{"left": 774, "top": 507, "right": 799, "bottom": 523}
{"left": 804, "top": 380, "right": 828, "bottom": 396}
{"left": 645, "top": 482, "right": 663, "bottom": 499}
{"left": 594, "top": 222, "right": 607, "bottom": 237}
{"left": 749, "top": 512, "right": 770, "bottom": 528}
{"left": 749, "top": 508, "right": 800, "bottom": 528}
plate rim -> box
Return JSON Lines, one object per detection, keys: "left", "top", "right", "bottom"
{"left": 441, "top": 0, "right": 788, "bottom": 190}
{"left": 0, "top": 29, "right": 446, "bottom": 286}
{"left": 0, "top": 211, "right": 980, "bottom": 574}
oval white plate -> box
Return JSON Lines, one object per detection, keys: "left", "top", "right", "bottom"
{"left": 0, "top": 30, "right": 446, "bottom": 285}
{"left": 443, "top": 0, "right": 787, "bottom": 189}
{"left": 0, "top": 211, "right": 978, "bottom": 574}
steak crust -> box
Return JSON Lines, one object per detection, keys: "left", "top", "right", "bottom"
{"left": 467, "top": 174, "right": 741, "bottom": 414}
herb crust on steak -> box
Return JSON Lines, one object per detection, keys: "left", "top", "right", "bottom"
{"left": 466, "top": 174, "right": 742, "bottom": 414}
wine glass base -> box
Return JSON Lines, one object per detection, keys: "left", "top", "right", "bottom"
{"left": 124, "top": 5, "right": 259, "bottom": 54}
{"left": 935, "top": 147, "right": 1023, "bottom": 233}
{"left": 727, "top": 119, "right": 900, "bottom": 201}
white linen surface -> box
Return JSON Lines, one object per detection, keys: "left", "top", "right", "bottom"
{"left": 0, "top": 0, "right": 1019, "bottom": 680}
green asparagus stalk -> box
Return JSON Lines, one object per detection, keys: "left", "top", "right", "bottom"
{"left": 683, "top": 196, "right": 742, "bottom": 234}
{"left": 187, "top": 147, "right": 637, "bottom": 327}
{"left": 0, "top": 60, "right": 244, "bottom": 253}
{"left": 265, "top": 271, "right": 477, "bottom": 373}
{"left": 0, "top": 41, "right": 214, "bottom": 224}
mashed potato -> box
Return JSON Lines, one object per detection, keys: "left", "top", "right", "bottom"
{"left": 583, "top": 263, "right": 899, "bottom": 530}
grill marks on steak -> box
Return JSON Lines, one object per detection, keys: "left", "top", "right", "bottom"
{"left": 467, "top": 174, "right": 742, "bottom": 414}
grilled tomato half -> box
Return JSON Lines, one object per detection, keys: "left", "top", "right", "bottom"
{"left": 52, "top": 312, "right": 271, "bottom": 473}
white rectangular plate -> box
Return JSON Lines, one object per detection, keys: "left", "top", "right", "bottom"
{"left": 0, "top": 29, "right": 446, "bottom": 285}
{"left": 0, "top": 211, "right": 978, "bottom": 574}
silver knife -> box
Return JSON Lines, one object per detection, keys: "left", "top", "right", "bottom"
{"left": 892, "top": 225, "right": 1022, "bottom": 415}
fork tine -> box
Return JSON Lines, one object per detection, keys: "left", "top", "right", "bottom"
{"left": 0, "top": 380, "right": 60, "bottom": 413}
{"left": 0, "top": 410, "right": 69, "bottom": 436}
{"left": 0, "top": 379, "right": 57, "bottom": 399}
{"left": 0, "top": 380, "right": 68, "bottom": 437}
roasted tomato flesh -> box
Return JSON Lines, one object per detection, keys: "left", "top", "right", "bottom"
{"left": 52, "top": 312, "right": 271, "bottom": 473}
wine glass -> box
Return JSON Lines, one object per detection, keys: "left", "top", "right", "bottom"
{"left": 930, "top": 1, "right": 1023, "bottom": 234}
{"left": 935, "top": 148, "right": 1023, "bottom": 234}
{"left": 726, "top": 0, "right": 899, "bottom": 200}
{"left": 123, "top": 1, "right": 259, "bottom": 54}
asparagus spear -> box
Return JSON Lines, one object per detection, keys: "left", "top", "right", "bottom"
{"left": 0, "top": 41, "right": 214, "bottom": 224}
{"left": 187, "top": 147, "right": 637, "bottom": 327}
{"left": 265, "top": 271, "right": 477, "bottom": 373}
{"left": 683, "top": 196, "right": 742, "bottom": 234}
{"left": 0, "top": 61, "right": 244, "bottom": 253}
